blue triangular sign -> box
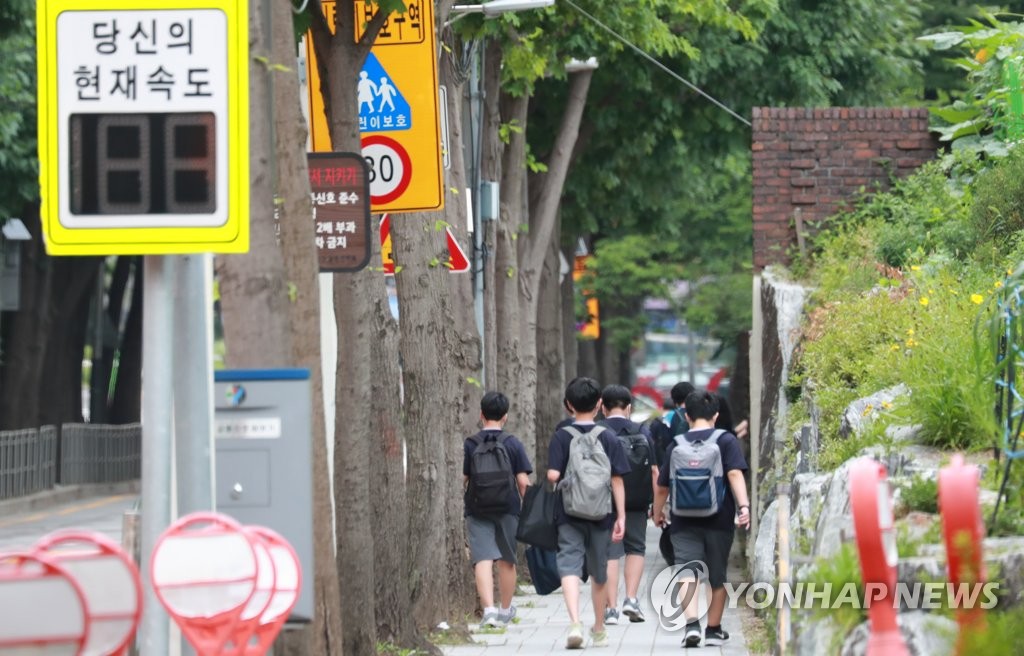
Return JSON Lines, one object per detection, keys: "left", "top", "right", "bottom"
{"left": 357, "top": 53, "right": 412, "bottom": 133}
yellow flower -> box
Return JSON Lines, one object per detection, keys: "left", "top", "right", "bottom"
{"left": 906, "top": 328, "right": 915, "bottom": 336}
{"left": 890, "top": 343, "right": 900, "bottom": 352}
{"left": 994, "top": 280, "right": 1004, "bottom": 289}
{"left": 1008, "top": 268, "right": 1014, "bottom": 276}
{"left": 928, "top": 289, "right": 934, "bottom": 295}
{"left": 862, "top": 404, "right": 874, "bottom": 417}
{"left": 971, "top": 294, "right": 984, "bottom": 305}
{"left": 906, "top": 337, "right": 917, "bottom": 348}
{"left": 911, "top": 265, "right": 921, "bottom": 271}
{"left": 919, "top": 297, "right": 930, "bottom": 307}
{"left": 882, "top": 401, "right": 893, "bottom": 410}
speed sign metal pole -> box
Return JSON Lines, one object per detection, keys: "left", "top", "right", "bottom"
{"left": 140, "top": 254, "right": 175, "bottom": 655}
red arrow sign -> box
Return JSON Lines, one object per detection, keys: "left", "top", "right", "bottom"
{"left": 379, "top": 214, "right": 470, "bottom": 274}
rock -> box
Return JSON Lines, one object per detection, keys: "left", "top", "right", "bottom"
{"left": 918, "top": 536, "right": 1024, "bottom": 608}
{"left": 791, "top": 472, "right": 832, "bottom": 556}
{"left": 839, "top": 384, "right": 910, "bottom": 439}
{"left": 840, "top": 610, "right": 957, "bottom": 656}
{"left": 756, "top": 269, "right": 810, "bottom": 514}
{"left": 794, "top": 613, "right": 840, "bottom": 656}
{"left": 754, "top": 500, "right": 779, "bottom": 584}
{"left": 886, "top": 424, "right": 922, "bottom": 443}
{"left": 814, "top": 460, "right": 855, "bottom": 559}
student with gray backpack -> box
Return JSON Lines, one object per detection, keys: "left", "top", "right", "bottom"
{"left": 653, "top": 390, "right": 750, "bottom": 649}
{"left": 547, "top": 378, "right": 631, "bottom": 649}
{"left": 598, "top": 384, "right": 659, "bottom": 625}
{"left": 464, "top": 391, "right": 533, "bottom": 628}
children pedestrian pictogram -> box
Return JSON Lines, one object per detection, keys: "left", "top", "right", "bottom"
{"left": 357, "top": 53, "right": 411, "bottom": 133}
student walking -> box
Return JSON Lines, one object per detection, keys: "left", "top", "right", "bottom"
{"left": 653, "top": 390, "right": 750, "bottom": 648}
{"left": 547, "top": 378, "right": 630, "bottom": 649}
{"left": 599, "top": 385, "right": 658, "bottom": 625}
{"left": 464, "top": 391, "right": 534, "bottom": 627}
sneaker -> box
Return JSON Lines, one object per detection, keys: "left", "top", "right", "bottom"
{"left": 604, "top": 608, "right": 620, "bottom": 625}
{"left": 590, "top": 628, "right": 609, "bottom": 648}
{"left": 498, "top": 606, "right": 517, "bottom": 625}
{"left": 682, "top": 622, "right": 702, "bottom": 648}
{"left": 567, "top": 622, "right": 585, "bottom": 649}
{"left": 481, "top": 610, "right": 501, "bottom": 628}
{"left": 704, "top": 626, "right": 730, "bottom": 645}
{"left": 622, "top": 598, "right": 645, "bottom": 623}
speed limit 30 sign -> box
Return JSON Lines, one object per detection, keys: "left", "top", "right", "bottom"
{"left": 361, "top": 135, "right": 411, "bottom": 205}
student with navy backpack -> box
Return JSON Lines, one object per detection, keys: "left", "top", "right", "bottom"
{"left": 598, "top": 384, "right": 658, "bottom": 625}
{"left": 463, "top": 391, "right": 533, "bottom": 628}
{"left": 653, "top": 390, "right": 750, "bottom": 649}
{"left": 547, "top": 377, "right": 631, "bottom": 649}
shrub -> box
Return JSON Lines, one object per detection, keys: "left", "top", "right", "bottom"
{"left": 802, "top": 543, "right": 865, "bottom": 651}
{"left": 960, "top": 605, "right": 1024, "bottom": 654}
{"left": 970, "top": 147, "right": 1024, "bottom": 252}
{"left": 899, "top": 476, "right": 939, "bottom": 514}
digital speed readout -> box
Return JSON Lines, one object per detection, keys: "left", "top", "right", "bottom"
{"left": 69, "top": 112, "right": 215, "bottom": 215}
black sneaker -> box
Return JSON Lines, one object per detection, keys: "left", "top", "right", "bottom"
{"left": 682, "top": 622, "right": 702, "bottom": 648}
{"left": 704, "top": 626, "right": 730, "bottom": 645}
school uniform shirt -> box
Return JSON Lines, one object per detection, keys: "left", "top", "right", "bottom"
{"left": 658, "top": 427, "right": 748, "bottom": 532}
{"left": 463, "top": 429, "right": 534, "bottom": 516}
{"left": 548, "top": 421, "right": 632, "bottom": 529}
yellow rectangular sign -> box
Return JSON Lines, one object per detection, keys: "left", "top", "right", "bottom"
{"left": 36, "top": 0, "right": 249, "bottom": 255}
{"left": 306, "top": 0, "right": 443, "bottom": 214}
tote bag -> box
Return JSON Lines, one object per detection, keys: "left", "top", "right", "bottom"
{"left": 516, "top": 484, "right": 559, "bottom": 551}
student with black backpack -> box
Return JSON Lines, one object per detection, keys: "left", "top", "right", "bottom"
{"left": 653, "top": 390, "right": 750, "bottom": 649}
{"left": 598, "top": 384, "right": 659, "bottom": 625}
{"left": 463, "top": 391, "right": 533, "bottom": 628}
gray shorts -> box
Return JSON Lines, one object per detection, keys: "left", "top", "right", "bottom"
{"left": 556, "top": 521, "right": 611, "bottom": 584}
{"left": 608, "top": 510, "right": 648, "bottom": 559}
{"left": 467, "top": 514, "right": 518, "bottom": 565}
{"left": 670, "top": 526, "right": 734, "bottom": 588}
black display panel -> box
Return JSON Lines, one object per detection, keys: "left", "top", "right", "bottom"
{"left": 70, "top": 112, "right": 216, "bottom": 215}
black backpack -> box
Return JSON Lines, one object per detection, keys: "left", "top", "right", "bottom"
{"left": 466, "top": 432, "right": 516, "bottom": 515}
{"left": 605, "top": 421, "right": 653, "bottom": 511}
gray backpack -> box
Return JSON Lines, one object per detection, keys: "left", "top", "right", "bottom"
{"left": 669, "top": 429, "right": 726, "bottom": 517}
{"left": 559, "top": 426, "right": 612, "bottom": 520}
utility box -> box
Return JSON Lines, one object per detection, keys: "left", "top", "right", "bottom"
{"left": 213, "top": 368, "right": 314, "bottom": 621}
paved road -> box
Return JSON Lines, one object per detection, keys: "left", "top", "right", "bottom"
{"left": 443, "top": 524, "right": 758, "bottom": 655}
{"left": 0, "top": 486, "right": 137, "bottom": 553}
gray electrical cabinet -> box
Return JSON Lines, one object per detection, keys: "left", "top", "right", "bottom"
{"left": 213, "top": 368, "right": 314, "bottom": 621}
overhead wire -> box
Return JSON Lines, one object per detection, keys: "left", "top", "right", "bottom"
{"left": 563, "top": 0, "right": 751, "bottom": 127}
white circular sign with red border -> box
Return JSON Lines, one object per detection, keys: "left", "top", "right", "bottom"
{"left": 361, "top": 134, "right": 412, "bottom": 204}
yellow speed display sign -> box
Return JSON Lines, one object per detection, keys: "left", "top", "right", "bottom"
{"left": 36, "top": 0, "right": 249, "bottom": 255}
{"left": 306, "top": 0, "right": 443, "bottom": 214}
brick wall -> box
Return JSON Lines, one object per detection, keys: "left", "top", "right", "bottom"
{"left": 752, "top": 107, "right": 939, "bottom": 270}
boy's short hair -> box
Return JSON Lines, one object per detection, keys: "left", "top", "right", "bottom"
{"left": 601, "top": 384, "right": 632, "bottom": 411}
{"left": 565, "top": 377, "right": 602, "bottom": 414}
{"left": 671, "top": 381, "right": 696, "bottom": 405}
{"left": 481, "top": 391, "right": 510, "bottom": 421}
{"left": 683, "top": 390, "right": 719, "bottom": 422}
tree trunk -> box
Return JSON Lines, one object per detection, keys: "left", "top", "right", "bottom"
{"left": 109, "top": 263, "right": 143, "bottom": 425}
{"left": 534, "top": 216, "right": 565, "bottom": 471}
{"left": 309, "top": 4, "right": 393, "bottom": 654}
{"left": 494, "top": 92, "right": 529, "bottom": 449}
{"left": 560, "top": 246, "right": 578, "bottom": 382}
{"left": 215, "top": 0, "right": 293, "bottom": 368}
{"left": 0, "top": 205, "right": 51, "bottom": 429}
{"left": 269, "top": 0, "right": 343, "bottom": 652}
{"left": 480, "top": 40, "right": 503, "bottom": 390}
{"left": 438, "top": 24, "right": 481, "bottom": 621}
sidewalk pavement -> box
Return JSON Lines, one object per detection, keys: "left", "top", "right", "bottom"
{"left": 442, "top": 523, "right": 757, "bottom": 656}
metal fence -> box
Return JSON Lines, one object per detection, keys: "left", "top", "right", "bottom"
{"left": 59, "top": 423, "right": 141, "bottom": 485}
{"left": 0, "top": 423, "right": 140, "bottom": 500}
{"left": 0, "top": 426, "right": 57, "bottom": 500}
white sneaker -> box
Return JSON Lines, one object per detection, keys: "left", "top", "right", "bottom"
{"left": 566, "top": 622, "right": 584, "bottom": 649}
{"left": 590, "top": 628, "right": 609, "bottom": 648}
{"left": 604, "top": 608, "right": 620, "bottom": 625}
{"left": 481, "top": 610, "right": 501, "bottom": 628}
{"left": 498, "top": 606, "right": 517, "bottom": 625}
{"left": 622, "top": 598, "right": 645, "bottom": 623}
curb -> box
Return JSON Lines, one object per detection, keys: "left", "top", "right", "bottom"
{"left": 0, "top": 480, "right": 140, "bottom": 516}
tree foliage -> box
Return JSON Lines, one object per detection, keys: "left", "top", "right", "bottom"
{"left": 0, "top": 0, "right": 37, "bottom": 219}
